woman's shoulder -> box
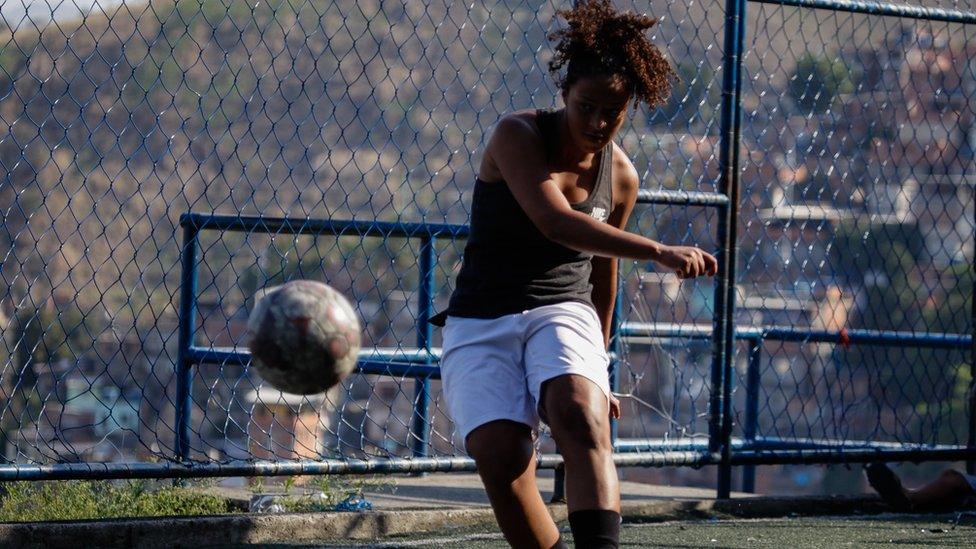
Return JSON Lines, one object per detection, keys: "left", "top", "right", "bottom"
{"left": 484, "top": 110, "right": 549, "bottom": 158}
{"left": 493, "top": 109, "right": 545, "bottom": 138}
{"left": 610, "top": 142, "right": 639, "bottom": 191}
{"left": 479, "top": 109, "right": 548, "bottom": 183}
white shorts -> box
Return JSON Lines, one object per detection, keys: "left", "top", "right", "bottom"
{"left": 439, "top": 301, "right": 611, "bottom": 447}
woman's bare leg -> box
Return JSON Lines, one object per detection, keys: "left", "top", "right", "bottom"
{"left": 542, "top": 374, "right": 619, "bottom": 512}
{"left": 466, "top": 420, "right": 562, "bottom": 548}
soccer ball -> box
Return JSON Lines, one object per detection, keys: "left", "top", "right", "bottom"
{"left": 245, "top": 280, "right": 361, "bottom": 395}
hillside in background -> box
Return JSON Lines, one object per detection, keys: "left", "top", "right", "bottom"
{"left": 0, "top": 0, "right": 958, "bottom": 330}
{"left": 0, "top": 0, "right": 971, "bottom": 490}
{"left": 0, "top": 0, "right": 551, "bottom": 324}
{"left": 0, "top": 0, "right": 703, "bottom": 325}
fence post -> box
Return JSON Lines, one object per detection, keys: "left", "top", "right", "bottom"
{"left": 175, "top": 224, "right": 200, "bottom": 463}
{"left": 609, "top": 273, "right": 624, "bottom": 444}
{"left": 412, "top": 235, "right": 435, "bottom": 459}
{"left": 713, "top": 0, "right": 747, "bottom": 499}
{"left": 742, "top": 337, "right": 762, "bottom": 492}
{"left": 969, "top": 192, "right": 976, "bottom": 475}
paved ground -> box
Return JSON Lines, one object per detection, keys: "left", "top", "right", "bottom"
{"left": 6, "top": 472, "right": 955, "bottom": 548}
{"left": 215, "top": 514, "right": 976, "bottom": 548}
{"left": 212, "top": 471, "right": 759, "bottom": 511}
{"left": 362, "top": 472, "right": 757, "bottom": 508}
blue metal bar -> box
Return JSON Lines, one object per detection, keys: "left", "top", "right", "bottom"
{"left": 721, "top": 0, "right": 749, "bottom": 500}
{"left": 748, "top": 327, "right": 971, "bottom": 348}
{"left": 619, "top": 322, "right": 972, "bottom": 350}
{"left": 636, "top": 189, "right": 730, "bottom": 207}
{"left": 970, "top": 177, "right": 976, "bottom": 476}
{"left": 741, "top": 436, "right": 964, "bottom": 451}
{"left": 615, "top": 436, "right": 965, "bottom": 453}
{"left": 620, "top": 322, "right": 713, "bottom": 339}
{"left": 0, "top": 451, "right": 721, "bottom": 482}
{"left": 5, "top": 444, "right": 970, "bottom": 481}
{"left": 749, "top": 0, "right": 976, "bottom": 24}
{"left": 741, "top": 338, "right": 762, "bottom": 493}
{"left": 730, "top": 448, "right": 976, "bottom": 465}
{"left": 180, "top": 213, "right": 470, "bottom": 240}
{"left": 188, "top": 346, "right": 441, "bottom": 366}
{"left": 609, "top": 271, "right": 624, "bottom": 444}
{"left": 713, "top": 0, "right": 747, "bottom": 500}
{"left": 614, "top": 439, "right": 712, "bottom": 452}
{"left": 188, "top": 347, "right": 442, "bottom": 378}
{"left": 411, "top": 236, "right": 435, "bottom": 458}
{"left": 357, "top": 361, "right": 440, "bottom": 379}
{"left": 175, "top": 225, "right": 200, "bottom": 463}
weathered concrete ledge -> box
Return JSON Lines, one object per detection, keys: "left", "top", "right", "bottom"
{"left": 0, "top": 494, "right": 891, "bottom": 548}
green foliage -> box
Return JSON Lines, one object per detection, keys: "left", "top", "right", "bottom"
{"left": 922, "top": 261, "right": 972, "bottom": 335}
{"left": 0, "top": 480, "right": 230, "bottom": 522}
{"left": 831, "top": 221, "right": 925, "bottom": 331}
{"left": 656, "top": 62, "right": 719, "bottom": 129}
{"left": 831, "top": 220, "right": 972, "bottom": 420}
{"left": 12, "top": 303, "right": 95, "bottom": 367}
{"left": 787, "top": 53, "right": 856, "bottom": 114}
{"left": 0, "top": 43, "right": 27, "bottom": 80}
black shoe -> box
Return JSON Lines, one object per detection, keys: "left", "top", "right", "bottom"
{"left": 865, "top": 463, "right": 913, "bottom": 511}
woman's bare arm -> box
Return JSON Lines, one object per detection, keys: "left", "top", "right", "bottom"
{"left": 487, "top": 114, "right": 717, "bottom": 277}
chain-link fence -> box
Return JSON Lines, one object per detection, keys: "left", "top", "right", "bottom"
{"left": 0, "top": 0, "right": 973, "bottom": 496}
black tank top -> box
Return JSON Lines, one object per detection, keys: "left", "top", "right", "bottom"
{"left": 431, "top": 109, "right": 614, "bottom": 325}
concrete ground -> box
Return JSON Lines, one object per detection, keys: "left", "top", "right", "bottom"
{"left": 323, "top": 515, "right": 976, "bottom": 548}
{"left": 0, "top": 472, "right": 926, "bottom": 548}
{"left": 214, "top": 471, "right": 762, "bottom": 511}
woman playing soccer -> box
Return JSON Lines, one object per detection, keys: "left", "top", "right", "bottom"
{"left": 433, "top": 2, "right": 718, "bottom": 547}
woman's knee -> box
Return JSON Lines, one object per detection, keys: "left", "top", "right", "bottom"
{"left": 550, "top": 405, "right": 611, "bottom": 452}
{"left": 542, "top": 378, "right": 611, "bottom": 452}
{"left": 466, "top": 420, "right": 536, "bottom": 484}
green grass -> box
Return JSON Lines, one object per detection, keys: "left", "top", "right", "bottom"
{"left": 0, "top": 474, "right": 399, "bottom": 522}
{"left": 0, "top": 479, "right": 231, "bottom": 522}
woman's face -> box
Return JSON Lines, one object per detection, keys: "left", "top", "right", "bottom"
{"left": 562, "top": 73, "right": 631, "bottom": 154}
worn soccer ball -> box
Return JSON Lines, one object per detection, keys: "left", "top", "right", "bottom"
{"left": 245, "top": 280, "right": 361, "bottom": 395}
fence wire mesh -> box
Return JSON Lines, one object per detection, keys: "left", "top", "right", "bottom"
{"left": 0, "top": 0, "right": 972, "bottom": 485}
{"left": 732, "top": 3, "right": 975, "bottom": 457}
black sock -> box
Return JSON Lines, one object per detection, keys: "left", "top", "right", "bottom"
{"left": 568, "top": 509, "right": 620, "bottom": 549}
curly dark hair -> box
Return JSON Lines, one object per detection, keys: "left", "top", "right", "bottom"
{"left": 549, "top": 0, "right": 675, "bottom": 108}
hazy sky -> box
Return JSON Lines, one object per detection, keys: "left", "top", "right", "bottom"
{"left": 1, "top": 0, "right": 126, "bottom": 31}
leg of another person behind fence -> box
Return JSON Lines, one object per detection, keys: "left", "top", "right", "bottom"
{"left": 867, "top": 463, "right": 976, "bottom": 512}
{"left": 466, "top": 420, "right": 564, "bottom": 549}
{"left": 906, "top": 469, "right": 976, "bottom": 511}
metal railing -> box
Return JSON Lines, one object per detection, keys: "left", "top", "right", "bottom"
{"left": 0, "top": 0, "right": 972, "bottom": 499}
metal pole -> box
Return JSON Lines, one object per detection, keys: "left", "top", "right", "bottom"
{"left": 550, "top": 461, "right": 567, "bottom": 503}
{"left": 175, "top": 225, "right": 199, "bottom": 463}
{"left": 969, "top": 185, "right": 976, "bottom": 475}
{"left": 742, "top": 338, "right": 762, "bottom": 492}
{"left": 713, "top": 0, "right": 747, "bottom": 499}
{"left": 412, "top": 236, "right": 435, "bottom": 458}
{"left": 749, "top": 0, "right": 976, "bottom": 24}
{"left": 609, "top": 272, "right": 624, "bottom": 444}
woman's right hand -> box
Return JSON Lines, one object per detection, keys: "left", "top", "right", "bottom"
{"left": 656, "top": 245, "right": 719, "bottom": 279}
